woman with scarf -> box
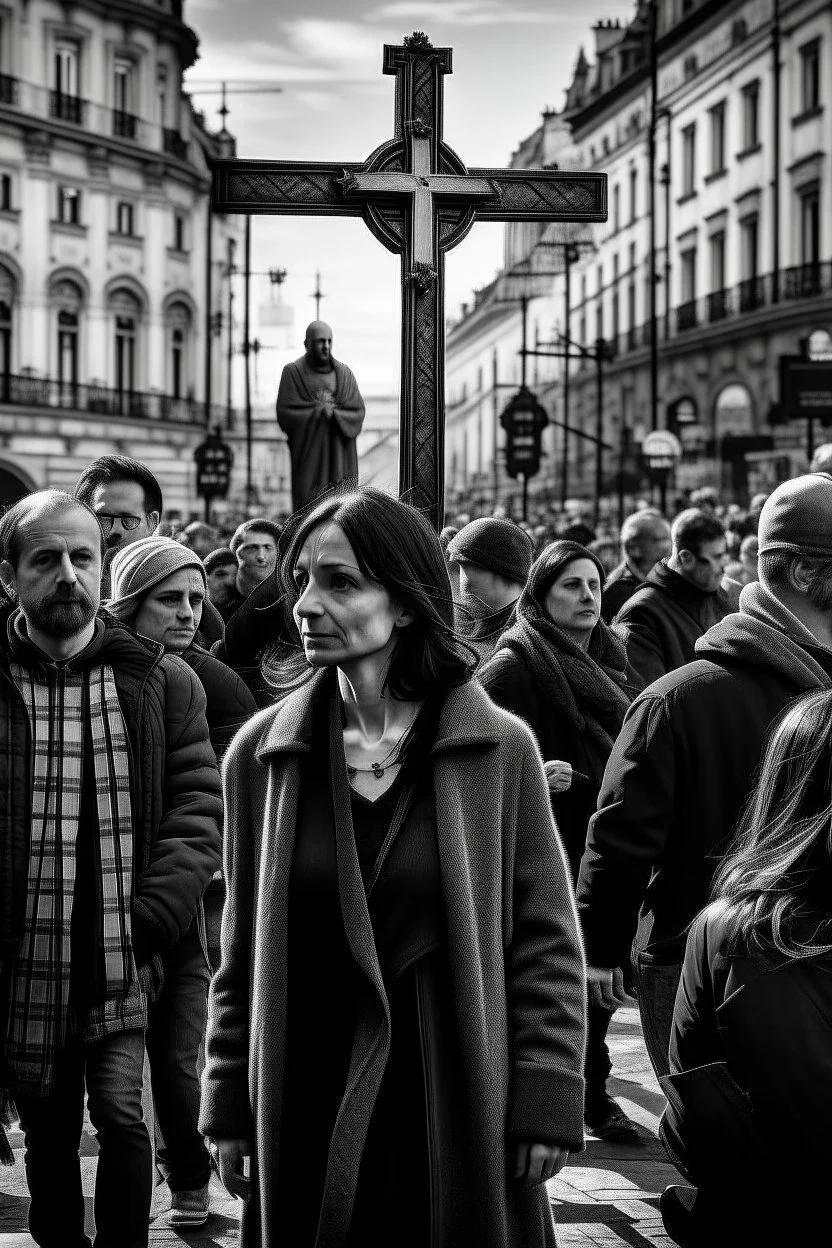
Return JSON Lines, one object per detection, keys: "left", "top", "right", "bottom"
{"left": 107, "top": 537, "right": 256, "bottom": 1230}
{"left": 200, "top": 487, "right": 587, "bottom": 1248}
{"left": 481, "top": 539, "right": 638, "bottom": 1144}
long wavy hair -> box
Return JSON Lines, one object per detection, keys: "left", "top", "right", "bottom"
{"left": 710, "top": 689, "right": 832, "bottom": 961}
{"left": 262, "top": 485, "right": 478, "bottom": 700}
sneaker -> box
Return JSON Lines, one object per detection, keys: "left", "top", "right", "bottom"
{"left": 584, "top": 1096, "right": 643, "bottom": 1142}
{"left": 169, "top": 1182, "right": 211, "bottom": 1228}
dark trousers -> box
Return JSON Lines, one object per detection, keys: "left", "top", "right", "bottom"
{"left": 145, "top": 921, "right": 211, "bottom": 1192}
{"left": 584, "top": 1001, "right": 614, "bottom": 1116}
{"left": 16, "top": 1028, "right": 151, "bottom": 1248}
{"left": 634, "top": 957, "right": 683, "bottom": 1081}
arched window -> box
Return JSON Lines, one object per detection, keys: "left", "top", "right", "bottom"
{"left": 166, "top": 301, "right": 192, "bottom": 404}
{"left": 0, "top": 263, "right": 15, "bottom": 401}
{"left": 51, "top": 279, "right": 84, "bottom": 405}
{"left": 108, "top": 288, "right": 142, "bottom": 412}
{"left": 714, "top": 383, "right": 755, "bottom": 439}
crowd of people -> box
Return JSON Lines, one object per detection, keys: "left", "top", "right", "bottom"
{"left": 1, "top": 451, "right": 831, "bottom": 1247}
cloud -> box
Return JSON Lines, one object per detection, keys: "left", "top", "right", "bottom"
{"left": 365, "top": 0, "right": 572, "bottom": 25}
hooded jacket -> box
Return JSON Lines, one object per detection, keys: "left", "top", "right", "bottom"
{"left": 576, "top": 583, "right": 832, "bottom": 969}
{"left": 613, "top": 560, "right": 732, "bottom": 689}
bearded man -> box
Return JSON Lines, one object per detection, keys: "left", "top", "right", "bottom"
{"left": 276, "top": 321, "right": 366, "bottom": 511}
{"left": 0, "top": 490, "right": 221, "bottom": 1248}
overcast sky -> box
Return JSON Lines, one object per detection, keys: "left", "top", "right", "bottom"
{"left": 185, "top": 0, "right": 635, "bottom": 398}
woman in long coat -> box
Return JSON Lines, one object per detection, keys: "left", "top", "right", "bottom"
{"left": 200, "top": 487, "right": 587, "bottom": 1248}
{"left": 480, "top": 540, "right": 636, "bottom": 1143}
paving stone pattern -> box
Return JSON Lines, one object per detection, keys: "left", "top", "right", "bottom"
{"left": 0, "top": 1004, "right": 682, "bottom": 1247}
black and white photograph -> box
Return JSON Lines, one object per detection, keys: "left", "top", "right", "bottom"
{"left": 0, "top": 0, "right": 831, "bottom": 1244}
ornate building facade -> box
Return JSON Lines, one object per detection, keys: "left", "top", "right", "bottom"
{"left": 0, "top": 0, "right": 240, "bottom": 514}
{"left": 446, "top": 0, "right": 832, "bottom": 507}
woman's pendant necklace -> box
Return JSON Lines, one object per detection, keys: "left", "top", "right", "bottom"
{"left": 346, "top": 704, "right": 421, "bottom": 780}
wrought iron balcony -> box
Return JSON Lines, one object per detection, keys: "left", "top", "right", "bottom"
{"left": 112, "top": 110, "right": 138, "bottom": 140}
{"left": 0, "top": 74, "right": 18, "bottom": 106}
{"left": 0, "top": 374, "right": 223, "bottom": 425}
{"left": 783, "top": 261, "right": 831, "bottom": 300}
{"left": 738, "top": 276, "right": 766, "bottom": 312}
{"left": 163, "top": 129, "right": 188, "bottom": 161}
{"left": 707, "top": 288, "right": 731, "bottom": 323}
{"left": 49, "top": 91, "right": 86, "bottom": 124}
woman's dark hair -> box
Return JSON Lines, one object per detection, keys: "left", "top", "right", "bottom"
{"left": 709, "top": 689, "right": 832, "bottom": 961}
{"left": 527, "top": 539, "right": 607, "bottom": 607}
{"left": 266, "top": 486, "right": 477, "bottom": 699}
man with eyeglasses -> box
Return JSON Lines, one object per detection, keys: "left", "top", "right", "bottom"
{"left": 74, "top": 456, "right": 162, "bottom": 595}
{"left": 611, "top": 508, "right": 732, "bottom": 690}
{"left": 74, "top": 456, "right": 224, "bottom": 645}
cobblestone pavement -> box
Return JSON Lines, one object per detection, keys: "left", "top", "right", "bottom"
{"left": 0, "top": 1002, "right": 682, "bottom": 1247}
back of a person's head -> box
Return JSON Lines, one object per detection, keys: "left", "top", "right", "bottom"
{"left": 621, "top": 508, "right": 668, "bottom": 547}
{"left": 229, "top": 517, "right": 282, "bottom": 555}
{"left": 756, "top": 473, "right": 832, "bottom": 595}
{"left": 203, "top": 547, "right": 237, "bottom": 574}
{"left": 809, "top": 444, "right": 832, "bottom": 474}
{"left": 712, "top": 689, "right": 832, "bottom": 960}
{"left": 0, "top": 489, "right": 104, "bottom": 569}
{"left": 74, "top": 454, "right": 163, "bottom": 517}
{"left": 671, "top": 507, "right": 725, "bottom": 556}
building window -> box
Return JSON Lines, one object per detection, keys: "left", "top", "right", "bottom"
{"left": 710, "top": 231, "right": 726, "bottom": 290}
{"left": 680, "top": 247, "right": 697, "bottom": 303}
{"left": 741, "top": 80, "right": 760, "bottom": 149}
{"left": 0, "top": 173, "right": 10, "bottom": 211}
{"left": 0, "top": 263, "right": 15, "bottom": 396}
{"left": 595, "top": 300, "right": 604, "bottom": 342}
{"left": 709, "top": 102, "right": 726, "bottom": 174}
{"left": 113, "top": 59, "right": 133, "bottom": 114}
{"left": 54, "top": 41, "right": 79, "bottom": 97}
{"left": 115, "top": 201, "right": 134, "bottom": 236}
{"left": 166, "top": 301, "right": 191, "bottom": 400}
{"left": 612, "top": 183, "right": 620, "bottom": 231}
{"left": 157, "top": 65, "right": 168, "bottom": 127}
{"left": 109, "top": 288, "right": 142, "bottom": 403}
{"left": 681, "top": 123, "right": 696, "bottom": 196}
{"left": 799, "top": 184, "right": 820, "bottom": 266}
{"left": 799, "top": 39, "right": 821, "bottom": 114}
{"left": 173, "top": 211, "right": 187, "bottom": 251}
{"left": 629, "top": 167, "right": 637, "bottom": 222}
{"left": 52, "top": 280, "right": 83, "bottom": 398}
{"left": 627, "top": 278, "right": 636, "bottom": 329}
{"left": 740, "top": 215, "right": 759, "bottom": 280}
{"left": 57, "top": 186, "right": 81, "bottom": 225}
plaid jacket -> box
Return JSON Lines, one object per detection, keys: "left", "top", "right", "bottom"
{"left": 0, "top": 609, "right": 223, "bottom": 1014}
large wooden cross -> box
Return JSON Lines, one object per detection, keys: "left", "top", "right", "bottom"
{"left": 212, "top": 31, "right": 607, "bottom": 521}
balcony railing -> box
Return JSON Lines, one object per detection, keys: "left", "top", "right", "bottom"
{"left": 163, "top": 128, "right": 188, "bottom": 160}
{"left": 50, "top": 91, "right": 86, "bottom": 125}
{"left": 738, "top": 276, "right": 766, "bottom": 312}
{"left": 0, "top": 375, "right": 219, "bottom": 425}
{"left": 112, "top": 110, "right": 138, "bottom": 139}
{"left": 0, "top": 73, "right": 18, "bottom": 106}
{"left": 611, "top": 261, "right": 832, "bottom": 359}
{"left": 0, "top": 77, "right": 195, "bottom": 158}
{"left": 707, "top": 288, "right": 731, "bottom": 323}
{"left": 676, "top": 299, "right": 698, "bottom": 332}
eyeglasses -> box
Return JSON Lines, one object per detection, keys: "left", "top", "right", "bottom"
{"left": 96, "top": 513, "right": 144, "bottom": 535}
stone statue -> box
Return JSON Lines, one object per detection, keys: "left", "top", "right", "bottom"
{"left": 276, "top": 321, "right": 366, "bottom": 512}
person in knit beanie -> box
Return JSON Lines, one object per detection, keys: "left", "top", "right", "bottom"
{"left": 108, "top": 536, "right": 256, "bottom": 1230}
{"left": 446, "top": 518, "right": 533, "bottom": 662}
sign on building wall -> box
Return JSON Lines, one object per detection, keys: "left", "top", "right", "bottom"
{"left": 780, "top": 357, "right": 832, "bottom": 422}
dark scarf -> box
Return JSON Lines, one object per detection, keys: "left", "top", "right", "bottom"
{"left": 497, "top": 590, "right": 632, "bottom": 757}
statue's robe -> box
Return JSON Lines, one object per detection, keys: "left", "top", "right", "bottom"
{"left": 276, "top": 356, "right": 365, "bottom": 511}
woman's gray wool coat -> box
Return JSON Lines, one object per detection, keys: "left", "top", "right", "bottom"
{"left": 200, "top": 672, "right": 587, "bottom": 1248}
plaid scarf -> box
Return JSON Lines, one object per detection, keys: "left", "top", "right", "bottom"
{"left": 4, "top": 661, "right": 145, "bottom": 1096}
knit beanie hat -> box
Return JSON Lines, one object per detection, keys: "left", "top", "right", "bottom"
{"left": 107, "top": 536, "right": 207, "bottom": 623}
{"left": 757, "top": 473, "right": 832, "bottom": 558}
{"left": 446, "top": 518, "right": 534, "bottom": 586}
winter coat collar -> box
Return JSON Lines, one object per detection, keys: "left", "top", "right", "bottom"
{"left": 647, "top": 559, "right": 718, "bottom": 605}
{"left": 254, "top": 668, "right": 501, "bottom": 761}
{"left": 2, "top": 605, "right": 163, "bottom": 678}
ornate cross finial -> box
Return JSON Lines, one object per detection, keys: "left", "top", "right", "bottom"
{"left": 403, "top": 31, "right": 434, "bottom": 51}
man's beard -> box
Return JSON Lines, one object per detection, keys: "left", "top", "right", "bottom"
{"left": 28, "top": 587, "right": 97, "bottom": 639}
